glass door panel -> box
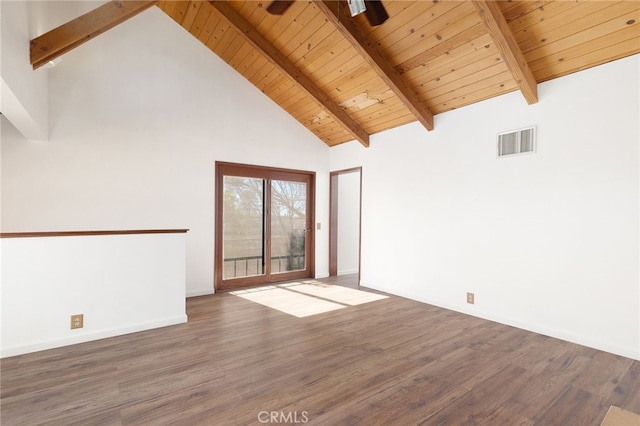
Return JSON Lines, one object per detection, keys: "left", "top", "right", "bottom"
{"left": 270, "top": 179, "right": 307, "bottom": 274}
{"left": 216, "top": 163, "right": 314, "bottom": 290}
{"left": 222, "top": 176, "right": 266, "bottom": 280}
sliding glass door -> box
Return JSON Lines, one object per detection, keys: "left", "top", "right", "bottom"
{"left": 221, "top": 175, "right": 266, "bottom": 280}
{"left": 215, "top": 163, "right": 314, "bottom": 290}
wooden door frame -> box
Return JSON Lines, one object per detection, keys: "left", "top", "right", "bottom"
{"left": 214, "top": 161, "right": 316, "bottom": 291}
{"left": 329, "top": 167, "right": 362, "bottom": 283}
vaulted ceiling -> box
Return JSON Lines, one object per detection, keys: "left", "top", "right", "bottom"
{"left": 31, "top": 1, "right": 640, "bottom": 147}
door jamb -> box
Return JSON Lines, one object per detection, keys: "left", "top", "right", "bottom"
{"left": 329, "top": 167, "right": 362, "bottom": 285}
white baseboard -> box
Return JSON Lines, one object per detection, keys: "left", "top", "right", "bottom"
{"left": 187, "top": 289, "right": 215, "bottom": 298}
{"left": 1, "top": 315, "right": 188, "bottom": 358}
{"left": 361, "top": 281, "right": 640, "bottom": 361}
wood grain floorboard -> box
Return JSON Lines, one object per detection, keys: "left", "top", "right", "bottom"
{"left": 1, "top": 275, "right": 638, "bottom": 425}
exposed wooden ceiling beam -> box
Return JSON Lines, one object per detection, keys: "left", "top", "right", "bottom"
{"left": 471, "top": 0, "right": 538, "bottom": 105}
{"left": 30, "top": 1, "right": 158, "bottom": 70}
{"left": 209, "top": 1, "right": 370, "bottom": 147}
{"left": 317, "top": 0, "right": 434, "bottom": 132}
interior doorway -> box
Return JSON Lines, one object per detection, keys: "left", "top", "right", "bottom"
{"left": 329, "top": 167, "right": 362, "bottom": 284}
{"left": 215, "top": 162, "right": 315, "bottom": 290}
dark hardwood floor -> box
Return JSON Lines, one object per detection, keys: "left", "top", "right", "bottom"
{"left": 326, "top": 273, "right": 360, "bottom": 289}
{"left": 1, "top": 275, "right": 638, "bottom": 425}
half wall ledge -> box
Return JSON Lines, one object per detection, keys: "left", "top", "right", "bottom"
{"left": 0, "top": 229, "right": 189, "bottom": 238}
{"left": 1, "top": 228, "right": 189, "bottom": 357}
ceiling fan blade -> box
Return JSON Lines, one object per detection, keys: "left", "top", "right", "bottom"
{"left": 363, "top": 0, "right": 389, "bottom": 26}
{"left": 266, "top": 0, "right": 295, "bottom": 15}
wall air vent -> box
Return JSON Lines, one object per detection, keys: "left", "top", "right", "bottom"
{"left": 497, "top": 126, "right": 536, "bottom": 157}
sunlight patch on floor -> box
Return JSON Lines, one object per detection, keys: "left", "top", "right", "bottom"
{"left": 230, "top": 281, "right": 388, "bottom": 318}
{"left": 279, "top": 281, "right": 388, "bottom": 306}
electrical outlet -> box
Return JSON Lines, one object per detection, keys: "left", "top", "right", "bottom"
{"left": 70, "top": 314, "right": 84, "bottom": 329}
{"left": 466, "top": 292, "right": 475, "bottom": 304}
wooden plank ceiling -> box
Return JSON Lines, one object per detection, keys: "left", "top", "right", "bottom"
{"left": 33, "top": 1, "right": 640, "bottom": 147}
{"left": 157, "top": 0, "right": 639, "bottom": 147}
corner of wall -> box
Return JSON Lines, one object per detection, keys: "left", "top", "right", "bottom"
{"left": 0, "top": 1, "right": 49, "bottom": 141}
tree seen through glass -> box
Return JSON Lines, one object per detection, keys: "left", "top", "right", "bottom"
{"left": 222, "top": 176, "right": 307, "bottom": 279}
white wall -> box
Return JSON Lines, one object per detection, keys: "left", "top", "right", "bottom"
{"left": 337, "top": 171, "right": 360, "bottom": 275}
{"left": 1, "top": 232, "right": 187, "bottom": 357}
{"left": 0, "top": 0, "right": 49, "bottom": 140}
{"left": 1, "top": 4, "right": 331, "bottom": 297}
{"left": 330, "top": 55, "right": 640, "bottom": 360}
